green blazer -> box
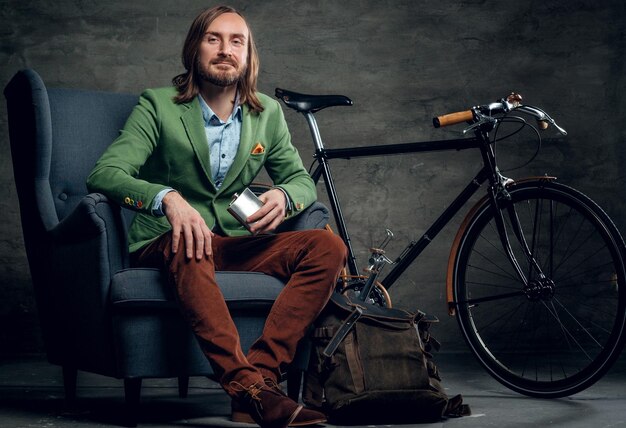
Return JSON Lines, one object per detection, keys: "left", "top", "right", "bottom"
{"left": 86, "top": 87, "right": 316, "bottom": 253}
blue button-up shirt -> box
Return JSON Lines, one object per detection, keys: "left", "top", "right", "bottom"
{"left": 151, "top": 94, "right": 243, "bottom": 216}
{"left": 198, "top": 94, "right": 242, "bottom": 189}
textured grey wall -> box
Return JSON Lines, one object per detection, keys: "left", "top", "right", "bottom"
{"left": 1, "top": 0, "right": 625, "bottom": 355}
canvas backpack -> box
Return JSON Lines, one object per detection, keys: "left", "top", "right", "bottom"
{"left": 302, "top": 292, "right": 470, "bottom": 424}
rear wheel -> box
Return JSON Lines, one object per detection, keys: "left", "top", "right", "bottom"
{"left": 453, "top": 180, "right": 626, "bottom": 397}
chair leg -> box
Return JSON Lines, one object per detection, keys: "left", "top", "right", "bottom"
{"left": 62, "top": 366, "right": 77, "bottom": 402}
{"left": 287, "top": 368, "right": 303, "bottom": 402}
{"left": 123, "top": 378, "right": 142, "bottom": 427}
{"left": 178, "top": 376, "right": 189, "bottom": 399}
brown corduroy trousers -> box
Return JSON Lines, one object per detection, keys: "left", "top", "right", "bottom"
{"left": 133, "top": 229, "right": 347, "bottom": 397}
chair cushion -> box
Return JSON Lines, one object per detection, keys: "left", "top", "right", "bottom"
{"left": 110, "top": 268, "right": 286, "bottom": 310}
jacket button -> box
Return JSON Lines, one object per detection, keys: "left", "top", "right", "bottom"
{"left": 58, "top": 193, "right": 68, "bottom": 201}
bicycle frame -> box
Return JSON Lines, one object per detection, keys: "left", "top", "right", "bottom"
{"left": 281, "top": 90, "right": 626, "bottom": 399}
{"left": 304, "top": 111, "right": 535, "bottom": 294}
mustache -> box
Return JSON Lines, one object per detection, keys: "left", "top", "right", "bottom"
{"left": 211, "top": 58, "right": 238, "bottom": 67}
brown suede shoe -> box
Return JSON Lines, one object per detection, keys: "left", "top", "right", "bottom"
{"left": 230, "top": 380, "right": 327, "bottom": 427}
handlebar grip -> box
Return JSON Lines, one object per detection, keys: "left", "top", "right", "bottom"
{"left": 433, "top": 110, "right": 474, "bottom": 128}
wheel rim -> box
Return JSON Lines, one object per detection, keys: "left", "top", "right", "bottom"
{"left": 455, "top": 185, "right": 626, "bottom": 397}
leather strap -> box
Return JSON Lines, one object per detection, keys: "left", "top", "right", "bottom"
{"left": 344, "top": 334, "right": 365, "bottom": 394}
{"left": 322, "top": 306, "right": 363, "bottom": 358}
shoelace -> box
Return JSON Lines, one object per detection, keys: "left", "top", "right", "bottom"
{"left": 229, "top": 381, "right": 265, "bottom": 410}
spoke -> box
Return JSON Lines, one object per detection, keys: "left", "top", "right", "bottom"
{"left": 557, "top": 278, "right": 617, "bottom": 290}
{"left": 550, "top": 198, "right": 555, "bottom": 278}
{"left": 478, "top": 227, "right": 516, "bottom": 262}
{"left": 550, "top": 293, "right": 617, "bottom": 325}
{"left": 519, "top": 302, "right": 537, "bottom": 379}
{"left": 544, "top": 300, "right": 590, "bottom": 362}
{"left": 469, "top": 298, "right": 526, "bottom": 339}
{"left": 494, "top": 301, "right": 532, "bottom": 370}
{"left": 552, "top": 246, "right": 610, "bottom": 285}
{"left": 542, "top": 298, "right": 600, "bottom": 359}
{"left": 463, "top": 290, "right": 525, "bottom": 305}
{"left": 544, "top": 307, "right": 565, "bottom": 381}
{"left": 552, "top": 214, "right": 589, "bottom": 273}
{"left": 467, "top": 263, "right": 520, "bottom": 283}
{"left": 540, "top": 203, "right": 573, "bottom": 274}
{"left": 554, "top": 259, "right": 614, "bottom": 283}
{"left": 470, "top": 248, "right": 519, "bottom": 281}
{"left": 530, "top": 195, "right": 542, "bottom": 280}
{"left": 465, "top": 280, "right": 520, "bottom": 290}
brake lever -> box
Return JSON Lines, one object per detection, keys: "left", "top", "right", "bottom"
{"left": 462, "top": 116, "right": 496, "bottom": 134}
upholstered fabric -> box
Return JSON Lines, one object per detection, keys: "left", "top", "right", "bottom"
{"left": 110, "top": 268, "right": 285, "bottom": 310}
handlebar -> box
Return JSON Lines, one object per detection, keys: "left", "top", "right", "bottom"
{"left": 433, "top": 93, "right": 567, "bottom": 136}
{"left": 433, "top": 110, "right": 474, "bottom": 128}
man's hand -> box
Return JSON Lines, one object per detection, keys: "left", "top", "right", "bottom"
{"left": 247, "top": 188, "right": 287, "bottom": 235}
{"left": 162, "top": 191, "right": 213, "bottom": 259}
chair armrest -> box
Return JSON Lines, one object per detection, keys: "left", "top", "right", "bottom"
{"left": 42, "top": 193, "right": 130, "bottom": 374}
{"left": 48, "top": 192, "right": 129, "bottom": 272}
{"left": 277, "top": 201, "right": 329, "bottom": 233}
{"left": 49, "top": 193, "right": 122, "bottom": 240}
{"left": 46, "top": 192, "right": 130, "bottom": 281}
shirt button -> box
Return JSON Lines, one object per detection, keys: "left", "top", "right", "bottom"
{"left": 221, "top": 154, "right": 226, "bottom": 158}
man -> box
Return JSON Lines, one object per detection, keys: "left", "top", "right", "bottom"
{"left": 87, "top": 5, "right": 347, "bottom": 428}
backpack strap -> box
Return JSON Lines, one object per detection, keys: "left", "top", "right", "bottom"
{"left": 302, "top": 364, "right": 325, "bottom": 409}
{"left": 322, "top": 306, "right": 363, "bottom": 358}
{"left": 415, "top": 311, "right": 442, "bottom": 352}
{"left": 444, "top": 394, "right": 472, "bottom": 418}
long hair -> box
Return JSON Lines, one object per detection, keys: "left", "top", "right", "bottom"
{"left": 172, "top": 6, "right": 264, "bottom": 113}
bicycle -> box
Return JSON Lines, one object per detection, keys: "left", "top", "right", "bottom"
{"left": 274, "top": 88, "right": 626, "bottom": 399}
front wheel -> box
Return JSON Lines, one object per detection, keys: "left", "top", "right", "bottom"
{"left": 452, "top": 180, "right": 626, "bottom": 398}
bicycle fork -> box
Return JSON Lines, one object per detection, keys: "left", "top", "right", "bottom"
{"left": 478, "top": 124, "right": 549, "bottom": 299}
{"left": 489, "top": 179, "right": 552, "bottom": 299}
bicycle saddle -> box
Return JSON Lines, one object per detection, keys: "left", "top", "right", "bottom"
{"left": 275, "top": 88, "right": 353, "bottom": 113}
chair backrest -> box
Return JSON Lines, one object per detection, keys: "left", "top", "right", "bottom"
{"left": 5, "top": 69, "right": 138, "bottom": 235}
{"left": 5, "top": 69, "right": 141, "bottom": 368}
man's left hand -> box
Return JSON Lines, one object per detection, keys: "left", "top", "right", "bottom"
{"left": 247, "top": 188, "right": 287, "bottom": 234}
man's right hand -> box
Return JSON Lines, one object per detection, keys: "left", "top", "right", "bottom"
{"left": 162, "top": 191, "right": 213, "bottom": 259}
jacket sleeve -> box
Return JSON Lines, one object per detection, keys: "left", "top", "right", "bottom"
{"left": 86, "top": 89, "right": 170, "bottom": 213}
{"left": 263, "top": 100, "right": 317, "bottom": 217}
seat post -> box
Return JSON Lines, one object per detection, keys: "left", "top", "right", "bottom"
{"left": 303, "top": 112, "right": 325, "bottom": 152}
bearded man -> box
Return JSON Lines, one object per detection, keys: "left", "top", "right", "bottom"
{"left": 87, "top": 6, "right": 346, "bottom": 428}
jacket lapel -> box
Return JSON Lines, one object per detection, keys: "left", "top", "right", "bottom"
{"left": 180, "top": 99, "right": 215, "bottom": 188}
{"left": 218, "top": 104, "right": 258, "bottom": 194}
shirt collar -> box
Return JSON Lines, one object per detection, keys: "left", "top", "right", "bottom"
{"left": 198, "top": 93, "right": 242, "bottom": 126}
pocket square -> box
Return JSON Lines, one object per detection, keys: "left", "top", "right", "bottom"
{"left": 251, "top": 142, "right": 265, "bottom": 154}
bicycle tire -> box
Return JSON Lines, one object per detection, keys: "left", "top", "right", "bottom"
{"left": 452, "top": 179, "right": 626, "bottom": 398}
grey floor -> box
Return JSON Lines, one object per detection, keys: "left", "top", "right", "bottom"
{"left": 0, "top": 353, "right": 625, "bottom": 428}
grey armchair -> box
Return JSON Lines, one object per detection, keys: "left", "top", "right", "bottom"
{"left": 4, "top": 69, "right": 327, "bottom": 426}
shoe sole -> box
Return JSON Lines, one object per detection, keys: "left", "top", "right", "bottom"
{"left": 232, "top": 410, "right": 256, "bottom": 424}
{"left": 232, "top": 406, "right": 327, "bottom": 427}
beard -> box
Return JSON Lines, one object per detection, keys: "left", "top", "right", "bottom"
{"left": 197, "top": 57, "right": 246, "bottom": 87}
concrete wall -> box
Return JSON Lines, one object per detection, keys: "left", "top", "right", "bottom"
{"left": 1, "top": 0, "right": 625, "bottom": 355}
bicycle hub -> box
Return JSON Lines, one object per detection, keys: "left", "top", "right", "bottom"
{"left": 523, "top": 278, "right": 555, "bottom": 301}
